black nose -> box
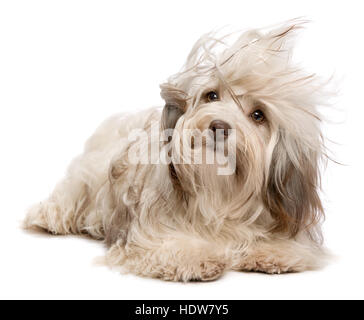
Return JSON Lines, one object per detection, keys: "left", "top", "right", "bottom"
{"left": 209, "top": 120, "right": 231, "bottom": 139}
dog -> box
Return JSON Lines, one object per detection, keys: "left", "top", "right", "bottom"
{"left": 24, "top": 20, "right": 330, "bottom": 281}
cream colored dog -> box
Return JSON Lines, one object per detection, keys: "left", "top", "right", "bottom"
{"left": 24, "top": 21, "right": 330, "bottom": 281}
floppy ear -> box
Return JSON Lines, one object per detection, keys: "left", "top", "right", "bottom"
{"left": 160, "top": 83, "right": 188, "bottom": 192}
{"left": 160, "top": 83, "right": 187, "bottom": 132}
{"left": 263, "top": 134, "right": 324, "bottom": 239}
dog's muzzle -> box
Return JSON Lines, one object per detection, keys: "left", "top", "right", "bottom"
{"left": 209, "top": 120, "right": 231, "bottom": 139}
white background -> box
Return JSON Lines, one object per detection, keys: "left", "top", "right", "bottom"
{"left": 0, "top": 0, "right": 363, "bottom": 300}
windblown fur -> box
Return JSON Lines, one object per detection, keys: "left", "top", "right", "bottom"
{"left": 24, "top": 20, "right": 330, "bottom": 281}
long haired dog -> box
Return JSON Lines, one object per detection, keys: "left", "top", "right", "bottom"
{"left": 24, "top": 21, "right": 330, "bottom": 281}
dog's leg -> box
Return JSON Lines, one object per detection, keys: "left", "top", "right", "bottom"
{"left": 23, "top": 147, "right": 110, "bottom": 237}
{"left": 233, "top": 239, "right": 327, "bottom": 274}
{"left": 23, "top": 111, "right": 160, "bottom": 237}
{"left": 23, "top": 167, "right": 94, "bottom": 235}
{"left": 105, "top": 236, "right": 228, "bottom": 282}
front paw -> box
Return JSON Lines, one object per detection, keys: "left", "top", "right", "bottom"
{"left": 233, "top": 240, "right": 323, "bottom": 274}
{"left": 237, "top": 257, "right": 294, "bottom": 274}
{"left": 161, "top": 260, "right": 226, "bottom": 282}
{"left": 235, "top": 249, "right": 311, "bottom": 274}
{"left": 198, "top": 260, "right": 226, "bottom": 281}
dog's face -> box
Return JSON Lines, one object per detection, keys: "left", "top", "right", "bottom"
{"left": 160, "top": 22, "right": 326, "bottom": 239}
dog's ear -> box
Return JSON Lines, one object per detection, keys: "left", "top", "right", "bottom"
{"left": 160, "top": 83, "right": 188, "bottom": 193}
{"left": 262, "top": 134, "right": 323, "bottom": 238}
{"left": 160, "top": 83, "right": 187, "bottom": 131}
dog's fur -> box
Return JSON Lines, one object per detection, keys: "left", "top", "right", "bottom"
{"left": 23, "top": 21, "right": 330, "bottom": 281}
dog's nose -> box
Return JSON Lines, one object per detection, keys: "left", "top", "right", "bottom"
{"left": 209, "top": 120, "right": 231, "bottom": 139}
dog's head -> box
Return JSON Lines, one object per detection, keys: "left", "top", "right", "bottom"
{"left": 160, "top": 21, "right": 328, "bottom": 240}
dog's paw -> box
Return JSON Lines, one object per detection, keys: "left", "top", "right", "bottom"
{"left": 160, "top": 260, "right": 226, "bottom": 282}
{"left": 23, "top": 202, "right": 49, "bottom": 231}
{"left": 23, "top": 201, "right": 63, "bottom": 234}
{"left": 198, "top": 260, "right": 226, "bottom": 281}
{"left": 236, "top": 254, "right": 303, "bottom": 274}
{"left": 239, "top": 259, "right": 293, "bottom": 274}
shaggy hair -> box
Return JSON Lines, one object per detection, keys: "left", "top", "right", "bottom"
{"left": 24, "top": 20, "right": 331, "bottom": 281}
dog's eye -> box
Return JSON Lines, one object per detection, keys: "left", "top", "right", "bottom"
{"left": 251, "top": 110, "right": 265, "bottom": 123}
{"left": 206, "top": 91, "right": 219, "bottom": 102}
